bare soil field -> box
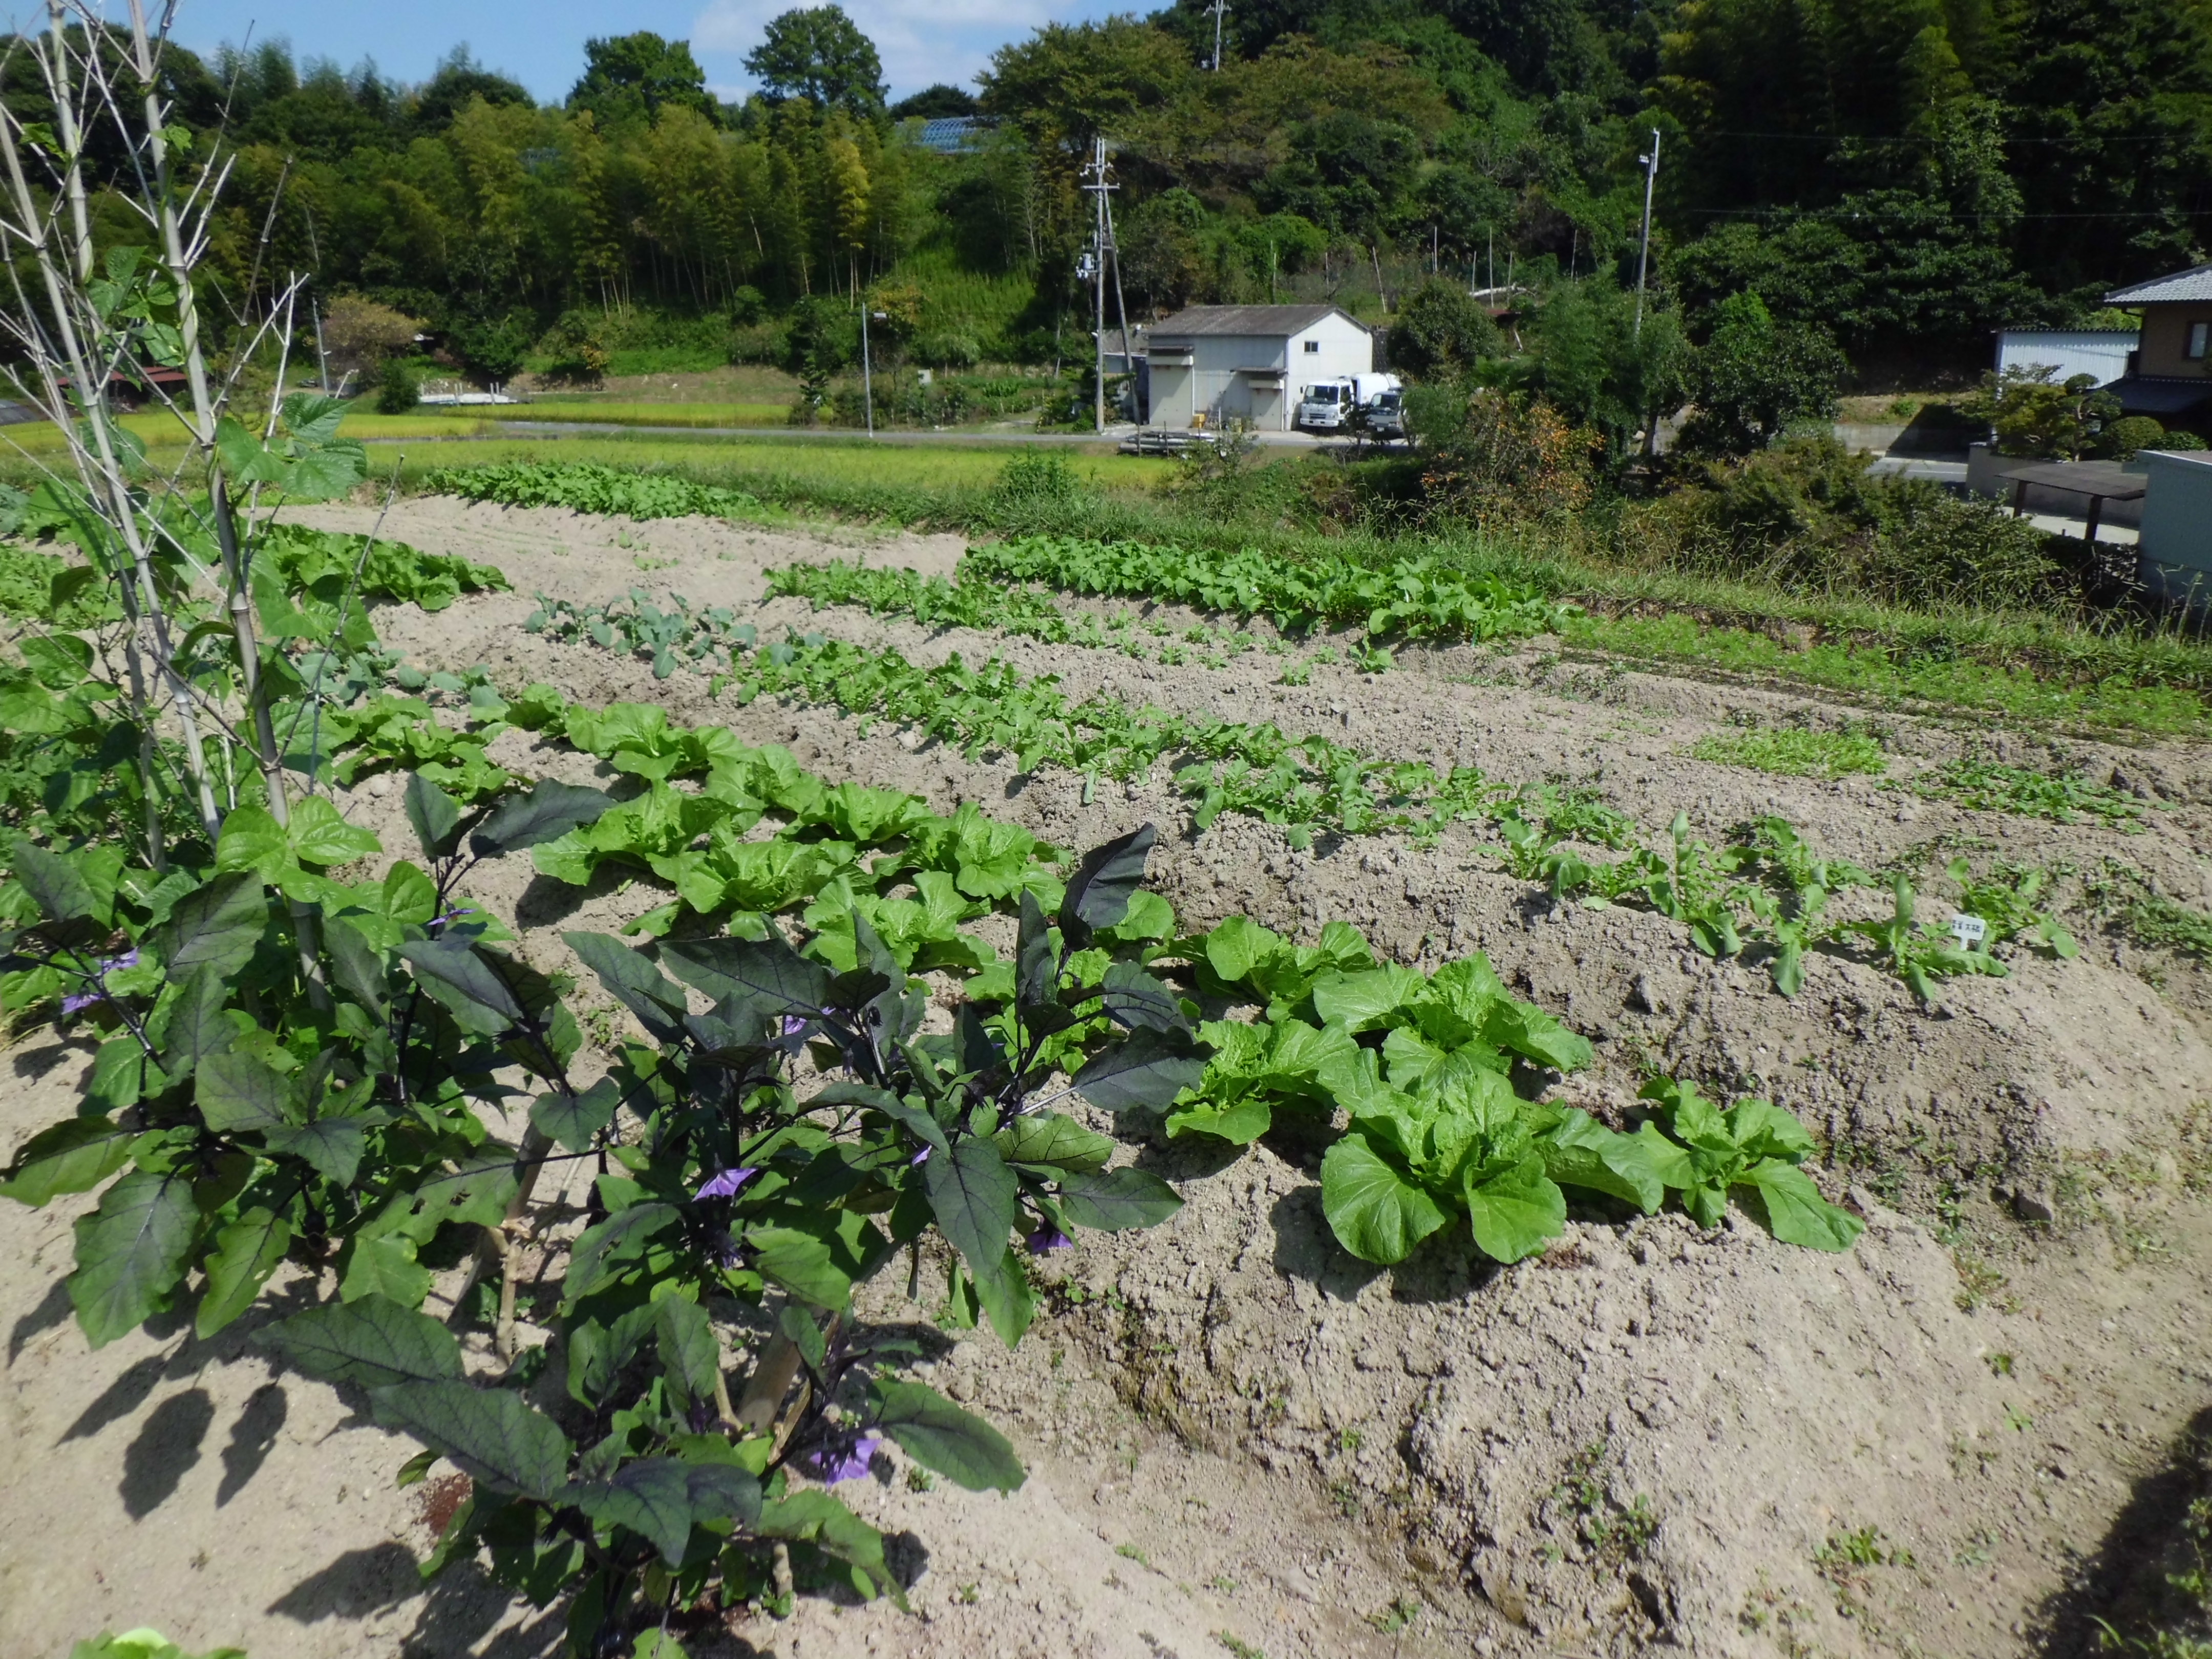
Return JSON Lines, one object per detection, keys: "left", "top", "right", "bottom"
{"left": 6, "top": 496, "right": 2210, "bottom": 1659}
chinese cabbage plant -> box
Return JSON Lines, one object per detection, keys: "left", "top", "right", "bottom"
{"left": 1160, "top": 918, "right": 1863, "bottom": 1266}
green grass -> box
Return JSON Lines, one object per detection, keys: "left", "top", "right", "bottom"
{"left": 1691, "top": 726, "right": 1889, "bottom": 778}
{"left": 370, "top": 433, "right": 1173, "bottom": 501}
{"left": 1556, "top": 610, "right": 2211, "bottom": 737}
{"left": 501, "top": 401, "right": 793, "bottom": 429}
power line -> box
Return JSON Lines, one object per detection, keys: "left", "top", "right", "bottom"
{"left": 1680, "top": 129, "right": 2201, "bottom": 145}
{"left": 1681, "top": 205, "right": 2209, "bottom": 220}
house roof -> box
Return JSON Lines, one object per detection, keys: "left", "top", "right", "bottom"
{"left": 2104, "top": 375, "right": 2212, "bottom": 417}
{"left": 2105, "top": 263, "right": 2212, "bottom": 304}
{"left": 1147, "top": 304, "right": 1362, "bottom": 338}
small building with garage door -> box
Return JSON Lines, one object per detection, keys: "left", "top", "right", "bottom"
{"left": 1142, "top": 304, "right": 1373, "bottom": 431}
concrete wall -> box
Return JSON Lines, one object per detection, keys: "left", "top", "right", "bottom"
{"left": 2138, "top": 449, "right": 2212, "bottom": 612}
{"left": 1144, "top": 313, "right": 1372, "bottom": 430}
{"left": 2139, "top": 304, "right": 2212, "bottom": 379}
{"left": 1996, "top": 330, "right": 2138, "bottom": 386}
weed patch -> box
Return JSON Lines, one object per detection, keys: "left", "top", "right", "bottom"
{"left": 1692, "top": 724, "right": 1887, "bottom": 778}
{"left": 1912, "top": 757, "right": 2149, "bottom": 827}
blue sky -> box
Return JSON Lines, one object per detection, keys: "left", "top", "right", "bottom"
{"left": 163, "top": 0, "right": 1124, "bottom": 105}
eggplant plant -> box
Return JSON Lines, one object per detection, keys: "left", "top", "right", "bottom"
{"left": 252, "top": 824, "right": 1198, "bottom": 1651}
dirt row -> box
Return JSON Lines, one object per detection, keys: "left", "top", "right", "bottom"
{"left": 4, "top": 497, "right": 2209, "bottom": 1659}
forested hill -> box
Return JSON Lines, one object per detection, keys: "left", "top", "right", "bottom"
{"left": 16, "top": 0, "right": 2208, "bottom": 376}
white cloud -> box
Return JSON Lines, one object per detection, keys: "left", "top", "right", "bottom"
{"left": 692, "top": 0, "right": 1113, "bottom": 98}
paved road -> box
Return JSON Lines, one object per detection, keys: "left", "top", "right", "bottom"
{"left": 372, "top": 418, "right": 1396, "bottom": 456}
{"left": 1865, "top": 456, "right": 1969, "bottom": 484}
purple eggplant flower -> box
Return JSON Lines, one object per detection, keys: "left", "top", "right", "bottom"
{"left": 909, "top": 1145, "right": 930, "bottom": 1166}
{"left": 431, "top": 907, "right": 479, "bottom": 927}
{"left": 806, "top": 1434, "right": 883, "bottom": 1485}
{"left": 60, "top": 950, "right": 142, "bottom": 1016}
{"left": 694, "top": 1166, "right": 758, "bottom": 1200}
{"left": 781, "top": 1014, "right": 810, "bottom": 1037}
{"left": 1027, "top": 1227, "right": 1074, "bottom": 1254}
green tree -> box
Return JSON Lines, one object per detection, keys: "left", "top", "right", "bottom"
{"left": 1678, "top": 291, "right": 1845, "bottom": 456}
{"left": 746, "top": 6, "right": 888, "bottom": 113}
{"left": 567, "top": 32, "right": 717, "bottom": 129}
{"left": 889, "top": 83, "right": 979, "bottom": 119}
{"left": 1387, "top": 279, "right": 1501, "bottom": 379}
{"left": 1962, "top": 366, "right": 2122, "bottom": 460}
{"left": 1525, "top": 283, "right": 1690, "bottom": 463}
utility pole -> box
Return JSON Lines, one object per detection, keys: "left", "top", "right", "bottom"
{"left": 862, "top": 302, "right": 885, "bottom": 436}
{"left": 1633, "top": 128, "right": 1661, "bottom": 338}
{"left": 311, "top": 299, "right": 331, "bottom": 393}
{"left": 1210, "top": 0, "right": 1227, "bottom": 70}
{"left": 1080, "top": 136, "right": 1120, "bottom": 435}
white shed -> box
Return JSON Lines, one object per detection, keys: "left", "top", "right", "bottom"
{"left": 1994, "top": 329, "right": 2138, "bottom": 387}
{"left": 1143, "top": 304, "right": 1374, "bottom": 432}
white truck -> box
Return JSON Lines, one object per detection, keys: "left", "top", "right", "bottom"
{"left": 1295, "top": 372, "right": 1402, "bottom": 434}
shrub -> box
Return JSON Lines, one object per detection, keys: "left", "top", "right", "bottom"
{"left": 2095, "top": 415, "right": 2166, "bottom": 459}
{"left": 533, "top": 311, "right": 609, "bottom": 385}
{"left": 992, "top": 448, "right": 1086, "bottom": 509}
{"left": 728, "top": 321, "right": 785, "bottom": 365}
{"left": 449, "top": 311, "right": 534, "bottom": 381}
{"left": 1154, "top": 425, "right": 1293, "bottom": 523}
{"left": 784, "top": 295, "right": 856, "bottom": 379}
{"left": 1964, "top": 365, "right": 2122, "bottom": 460}
{"left": 917, "top": 330, "right": 982, "bottom": 369}
{"left": 374, "top": 357, "right": 420, "bottom": 413}
{"left": 1416, "top": 388, "right": 1596, "bottom": 527}
{"left": 1615, "top": 436, "right": 2062, "bottom": 609}
{"left": 729, "top": 283, "right": 767, "bottom": 324}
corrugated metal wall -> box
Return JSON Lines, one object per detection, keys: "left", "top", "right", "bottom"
{"left": 2139, "top": 450, "right": 2212, "bottom": 614}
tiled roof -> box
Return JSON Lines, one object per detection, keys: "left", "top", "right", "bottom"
{"left": 2105, "top": 263, "right": 2212, "bottom": 304}
{"left": 1148, "top": 304, "right": 1362, "bottom": 338}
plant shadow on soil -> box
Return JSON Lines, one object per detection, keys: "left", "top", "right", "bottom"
{"left": 270, "top": 1544, "right": 572, "bottom": 1658}
{"left": 43, "top": 1274, "right": 334, "bottom": 1523}
{"left": 2033, "top": 1402, "right": 2212, "bottom": 1654}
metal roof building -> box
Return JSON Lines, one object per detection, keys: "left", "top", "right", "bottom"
{"left": 1143, "top": 304, "right": 1372, "bottom": 432}
{"left": 912, "top": 117, "right": 991, "bottom": 153}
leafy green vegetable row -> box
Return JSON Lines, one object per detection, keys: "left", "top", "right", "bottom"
{"left": 524, "top": 593, "right": 2079, "bottom": 1005}
{"left": 964, "top": 535, "right": 1575, "bottom": 646}
{"left": 526, "top": 590, "right": 1523, "bottom": 843}
{"left": 4, "top": 586, "right": 1860, "bottom": 1648}
{"left": 1161, "top": 914, "right": 1863, "bottom": 1264}
{"left": 261, "top": 521, "right": 510, "bottom": 614}
{"left": 425, "top": 459, "right": 769, "bottom": 521}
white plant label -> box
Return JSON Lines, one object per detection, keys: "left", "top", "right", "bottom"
{"left": 1949, "top": 913, "right": 1987, "bottom": 948}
